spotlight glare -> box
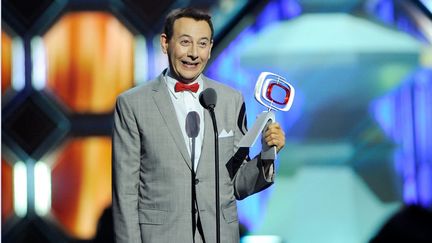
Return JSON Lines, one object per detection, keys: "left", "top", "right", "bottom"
{"left": 13, "top": 161, "right": 28, "bottom": 217}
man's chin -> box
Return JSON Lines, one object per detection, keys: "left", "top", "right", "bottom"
{"left": 179, "top": 74, "right": 200, "bottom": 83}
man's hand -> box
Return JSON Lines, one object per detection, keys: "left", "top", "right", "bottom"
{"left": 264, "top": 122, "right": 285, "bottom": 152}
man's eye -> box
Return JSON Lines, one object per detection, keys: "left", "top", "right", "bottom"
{"left": 180, "top": 40, "right": 191, "bottom": 46}
{"left": 199, "top": 42, "right": 208, "bottom": 47}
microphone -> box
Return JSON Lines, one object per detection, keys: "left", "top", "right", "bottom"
{"left": 186, "top": 111, "right": 200, "bottom": 139}
{"left": 186, "top": 111, "right": 200, "bottom": 170}
{"left": 199, "top": 88, "right": 220, "bottom": 243}
{"left": 186, "top": 111, "right": 200, "bottom": 240}
{"left": 199, "top": 88, "right": 217, "bottom": 110}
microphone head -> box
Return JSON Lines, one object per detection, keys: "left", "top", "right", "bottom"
{"left": 185, "top": 111, "right": 200, "bottom": 138}
{"left": 199, "top": 88, "right": 217, "bottom": 110}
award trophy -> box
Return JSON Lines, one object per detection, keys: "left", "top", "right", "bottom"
{"left": 238, "top": 72, "right": 295, "bottom": 160}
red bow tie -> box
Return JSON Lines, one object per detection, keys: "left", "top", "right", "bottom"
{"left": 174, "top": 82, "right": 199, "bottom": 93}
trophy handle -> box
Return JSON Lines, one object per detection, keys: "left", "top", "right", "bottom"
{"left": 238, "top": 111, "right": 277, "bottom": 160}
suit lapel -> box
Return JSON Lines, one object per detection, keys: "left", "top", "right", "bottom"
{"left": 152, "top": 74, "right": 192, "bottom": 169}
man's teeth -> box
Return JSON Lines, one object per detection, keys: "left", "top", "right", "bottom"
{"left": 182, "top": 61, "right": 197, "bottom": 65}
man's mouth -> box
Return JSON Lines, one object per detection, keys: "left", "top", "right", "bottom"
{"left": 181, "top": 60, "right": 199, "bottom": 68}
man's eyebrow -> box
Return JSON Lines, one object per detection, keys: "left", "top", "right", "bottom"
{"left": 177, "top": 34, "right": 211, "bottom": 41}
{"left": 177, "top": 34, "right": 192, "bottom": 39}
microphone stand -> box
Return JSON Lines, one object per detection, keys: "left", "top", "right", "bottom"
{"left": 208, "top": 107, "right": 220, "bottom": 243}
{"left": 191, "top": 136, "right": 197, "bottom": 243}
{"left": 199, "top": 88, "right": 220, "bottom": 243}
{"left": 186, "top": 111, "right": 200, "bottom": 242}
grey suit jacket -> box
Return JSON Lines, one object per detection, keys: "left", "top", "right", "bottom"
{"left": 112, "top": 71, "right": 274, "bottom": 243}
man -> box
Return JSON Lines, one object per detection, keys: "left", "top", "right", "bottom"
{"left": 112, "top": 8, "right": 285, "bottom": 243}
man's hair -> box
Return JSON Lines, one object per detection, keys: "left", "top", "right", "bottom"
{"left": 163, "top": 8, "right": 214, "bottom": 41}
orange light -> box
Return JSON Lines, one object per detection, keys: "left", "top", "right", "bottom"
{"left": 44, "top": 11, "right": 135, "bottom": 113}
{"left": 1, "top": 159, "right": 14, "bottom": 223}
{"left": 1, "top": 31, "right": 12, "bottom": 95}
{"left": 51, "top": 137, "right": 112, "bottom": 239}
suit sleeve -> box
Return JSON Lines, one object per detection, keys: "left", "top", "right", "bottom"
{"left": 112, "top": 95, "right": 142, "bottom": 243}
{"left": 231, "top": 94, "right": 275, "bottom": 200}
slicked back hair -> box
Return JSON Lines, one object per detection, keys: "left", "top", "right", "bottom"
{"left": 163, "top": 8, "right": 214, "bottom": 41}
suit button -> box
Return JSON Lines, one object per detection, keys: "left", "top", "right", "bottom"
{"left": 194, "top": 179, "right": 200, "bottom": 185}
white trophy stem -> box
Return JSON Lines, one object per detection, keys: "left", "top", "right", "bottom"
{"left": 238, "top": 111, "right": 277, "bottom": 160}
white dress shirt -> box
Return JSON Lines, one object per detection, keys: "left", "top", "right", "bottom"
{"left": 164, "top": 73, "right": 204, "bottom": 172}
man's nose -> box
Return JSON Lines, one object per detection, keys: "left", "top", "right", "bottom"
{"left": 187, "top": 45, "right": 198, "bottom": 59}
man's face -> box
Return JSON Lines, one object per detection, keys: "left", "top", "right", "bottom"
{"left": 161, "top": 17, "right": 213, "bottom": 83}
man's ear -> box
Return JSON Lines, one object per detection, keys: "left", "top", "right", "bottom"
{"left": 208, "top": 40, "right": 214, "bottom": 59}
{"left": 160, "top": 33, "right": 168, "bottom": 54}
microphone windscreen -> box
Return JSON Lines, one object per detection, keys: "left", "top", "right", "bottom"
{"left": 199, "top": 88, "right": 217, "bottom": 109}
{"left": 185, "top": 111, "right": 200, "bottom": 138}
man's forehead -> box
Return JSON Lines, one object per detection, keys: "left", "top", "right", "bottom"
{"left": 173, "top": 17, "right": 211, "bottom": 38}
